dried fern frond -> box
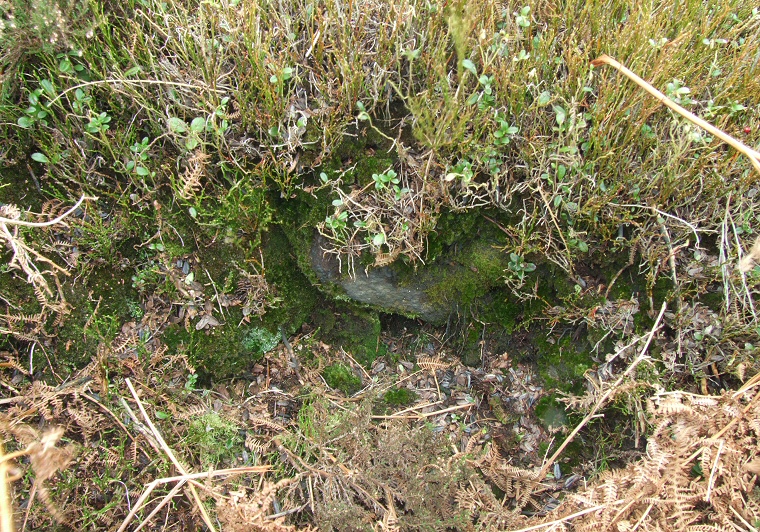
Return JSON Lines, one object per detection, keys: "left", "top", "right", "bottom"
{"left": 248, "top": 415, "right": 287, "bottom": 432}
{"left": 417, "top": 356, "right": 451, "bottom": 372}
{"left": 177, "top": 150, "right": 210, "bottom": 200}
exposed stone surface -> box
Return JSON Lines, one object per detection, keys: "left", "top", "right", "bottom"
{"left": 309, "top": 234, "right": 451, "bottom": 323}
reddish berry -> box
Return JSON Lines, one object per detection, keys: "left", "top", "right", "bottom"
{"left": 745, "top": 126, "right": 752, "bottom": 134}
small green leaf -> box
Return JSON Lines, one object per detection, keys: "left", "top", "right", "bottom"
{"left": 269, "top": 74, "right": 279, "bottom": 84}
{"left": 332, "top": 199, "right": 343, "bottom": 207}
{"left": 155, "top": 411, "right": 169, "bottom": 420}
{"left": 40, "top": 79, "right": 55, "bottom": 97}
{"left": 31, "top": 152, "right": 50, "bottom": 164}
{"left": 135, "top": 165, "right": 149, "bottom": 176}
{"left": 190, "top": 117, "right": 206, "bottom": 132}
{"left": 168, "top": 117, "right": 188, "bottom": 133}
{"left": 372, "top": 233, "right": 385, "bottom": 246}
{"left": 461, "top": 59, "right": 478, "bottom": 76}
{"left": 124, "top": 66, "right": 142, "bottom": 76}
{"left": 319, "top": 172, "right": 328, "bottom": 182}
{"left": 185, "top": 271, "right": 195, "bottom": 284}
{"left": 537, "top": 91, "right": 551, "bottom": 106}
{"left": 185, "top": 136, "right": 199, "bottom": 150}
{"left": 188, "top": 206, "right": 198, "bottom": 218}
{"left": 58, "top": 58, "right": 72, "bottom": 73}
{"left": 17, "top": 116, "right": 33, "bottom": 128}
{"left": 578, "top": 241, "right": 589, "bottom": 253}
{"left": 553, "top": 105, "right": 567, "bottom": 126}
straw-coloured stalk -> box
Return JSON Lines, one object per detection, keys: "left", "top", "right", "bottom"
{"left": 591, "top": 54, "right": 760, "bottom": 175}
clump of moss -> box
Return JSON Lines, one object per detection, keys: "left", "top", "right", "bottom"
{"left": 384, "top": 387, "right": 417, "bottom": 406}
{"left": 533, "top": 333, "right": 593, "bottom": 395}
{"left": 534, "top": 395, "right": 569, "bottom": 430}
{"left": 162, "top": 318, "right": 278, "bottom": 381}
{"left": 323, "top": 364, "right": 362, "bottom": 396}
{"left": 186, "top": 412, "right": 243, "bottom": 468}
{"left": 316, "top": 305, "right": 385, "bottom": 367}
{"left": 242, "top": 327, "right": 280, "bottom": 355}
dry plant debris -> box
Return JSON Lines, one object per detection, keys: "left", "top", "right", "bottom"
{"left": 1, "top": 293, "right": 760, "bottom": 530}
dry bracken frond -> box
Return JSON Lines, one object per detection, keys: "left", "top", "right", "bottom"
{"left": 178, "top": 150, "right": 210, "bottom": 200}
{"left": 417, "top": 356, "right": 451, "bottom": 372}
{"left": 248, "top": 415, "right": 287, "bottom": 432}
{"left": 549, "top": 384, "right": 760, "bottom": 531}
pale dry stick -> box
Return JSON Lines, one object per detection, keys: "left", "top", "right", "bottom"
{"left": 371, "top": 401, "right": 474, "bottom": 420}
{"left": 0, "top": 441, "right": 13, "bottom": 532}
{"left": 132, "top": 480, "right": 186, "bottom": 532}
{"left": 721, "top": 197, "right": 736, "bottom": 317}
{"left": 535, "top": 301, "right": 667, "bottom": 482}
{"left": 341, "top": 347, "right": 372, "bottom": 382}
{"left": 608, "top": 203, "right": 702, "bottom": 246}
{"left": 705, "top": 439, "right": 725, "bottom": 502}
{"left": 377, "top": 369, "right": 425, "bottom": 394}
{"left": 730, "top": 505, "right": 758, "bottom": 532}
{"left": 630, "top": 501, "right": 655, "bottom": 532}
{"left": 124, "top": 378, "right": 216, "bottom": 532}
{"left": 728, "top": 211, "right": 758, "bottom": 320}
{"left": 535, "top": 185, "right": 573, "bottom": 274}
{"left": 508, "top": 501, "right": 626, "bottom": 532}
{"left": 116, "top": 466, "right": 269, "bottom": 532}
{"left": 0, "top": 195, "right": 95, "bottom": 228}
{"left": 379, "top": 401, "right": 442, "bottom": 418}
{"left": 591, "top": 54, "right": 760, "bottom": 175}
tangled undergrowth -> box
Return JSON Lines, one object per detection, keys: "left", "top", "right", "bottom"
{"left": 0, "top": 294, "right": 759, "bottom": 531}
{"left": 2, "top": 0, "right": 760, "bottom": 529}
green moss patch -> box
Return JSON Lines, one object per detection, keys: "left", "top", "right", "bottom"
{"left": 322, "top": 363, "right": 362, "bottom": 396}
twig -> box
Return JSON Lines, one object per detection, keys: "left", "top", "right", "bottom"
{"left": 705, "top": 439, "right": 724, "bottom": 502}
{"left": 116, "top": 466, "right": 269, "bottom": 532}
{"left": 536, "top": 301, "right": 667, "bottom": 482}
{"left": 124, "top": 378, "right": 216, "bottom": 532}
{"left": 132, "top": 480, "right": 186, "bottom": 532}
{"left": 371, "top": 401, "right": 474, "bottom": 420}
{"left": 48, "top": 79, "right": 223, "bottom": 107}
{"left": 0, "top": 195, "right": 95, "bottom": 227}
{"left": 0, "top": 441, "right": 13, "bottom": 532}
{"left": 508, "top": 501, "right": 625, "bottom": 532}
{"left": 591, "top": 54, "right": 760, "bottom": 175}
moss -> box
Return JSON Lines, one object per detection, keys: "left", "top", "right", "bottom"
{"left": 260, "top": 225, "right": 320, "bottom": 334}
{"left": 186, "top": 412, "right": 243, "bottom": 468}
{"left": 422, "top": 233, "right": 510, "bottom": 310}
{"left": 533, "top": 333, "right": 593, "bottom": 395}
{"left": 534, "top": 395, "right": 569, "bottom": 430}
{"left": 162, "top": 315, "right": 277, "bottom": 381}
{"left": 384, "top": 387, "right": 417, "bottom": 406}
{"left": 322, "top": 363, "right": 362, "bottom": 396}
{"left": 321, "top": 304, "right": 385, "bottom": 366}
{"left": 54, "top": 266, "right": 138, "bottom": 368}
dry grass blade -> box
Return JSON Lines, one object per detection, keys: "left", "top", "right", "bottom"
{"left": 116, "top": 466, "right": 271, "bottom": 532}
{"left": 537, "top": 301, "right": 667, "bottom": 482}
{"left": 122, "top": 378, "right": 215, "bottom": 532}
{"left": 591, "top": 54, "right": 760, "bottom": 175}
{"left": 0, "top": 441, "right": 14, "bottom": 532}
